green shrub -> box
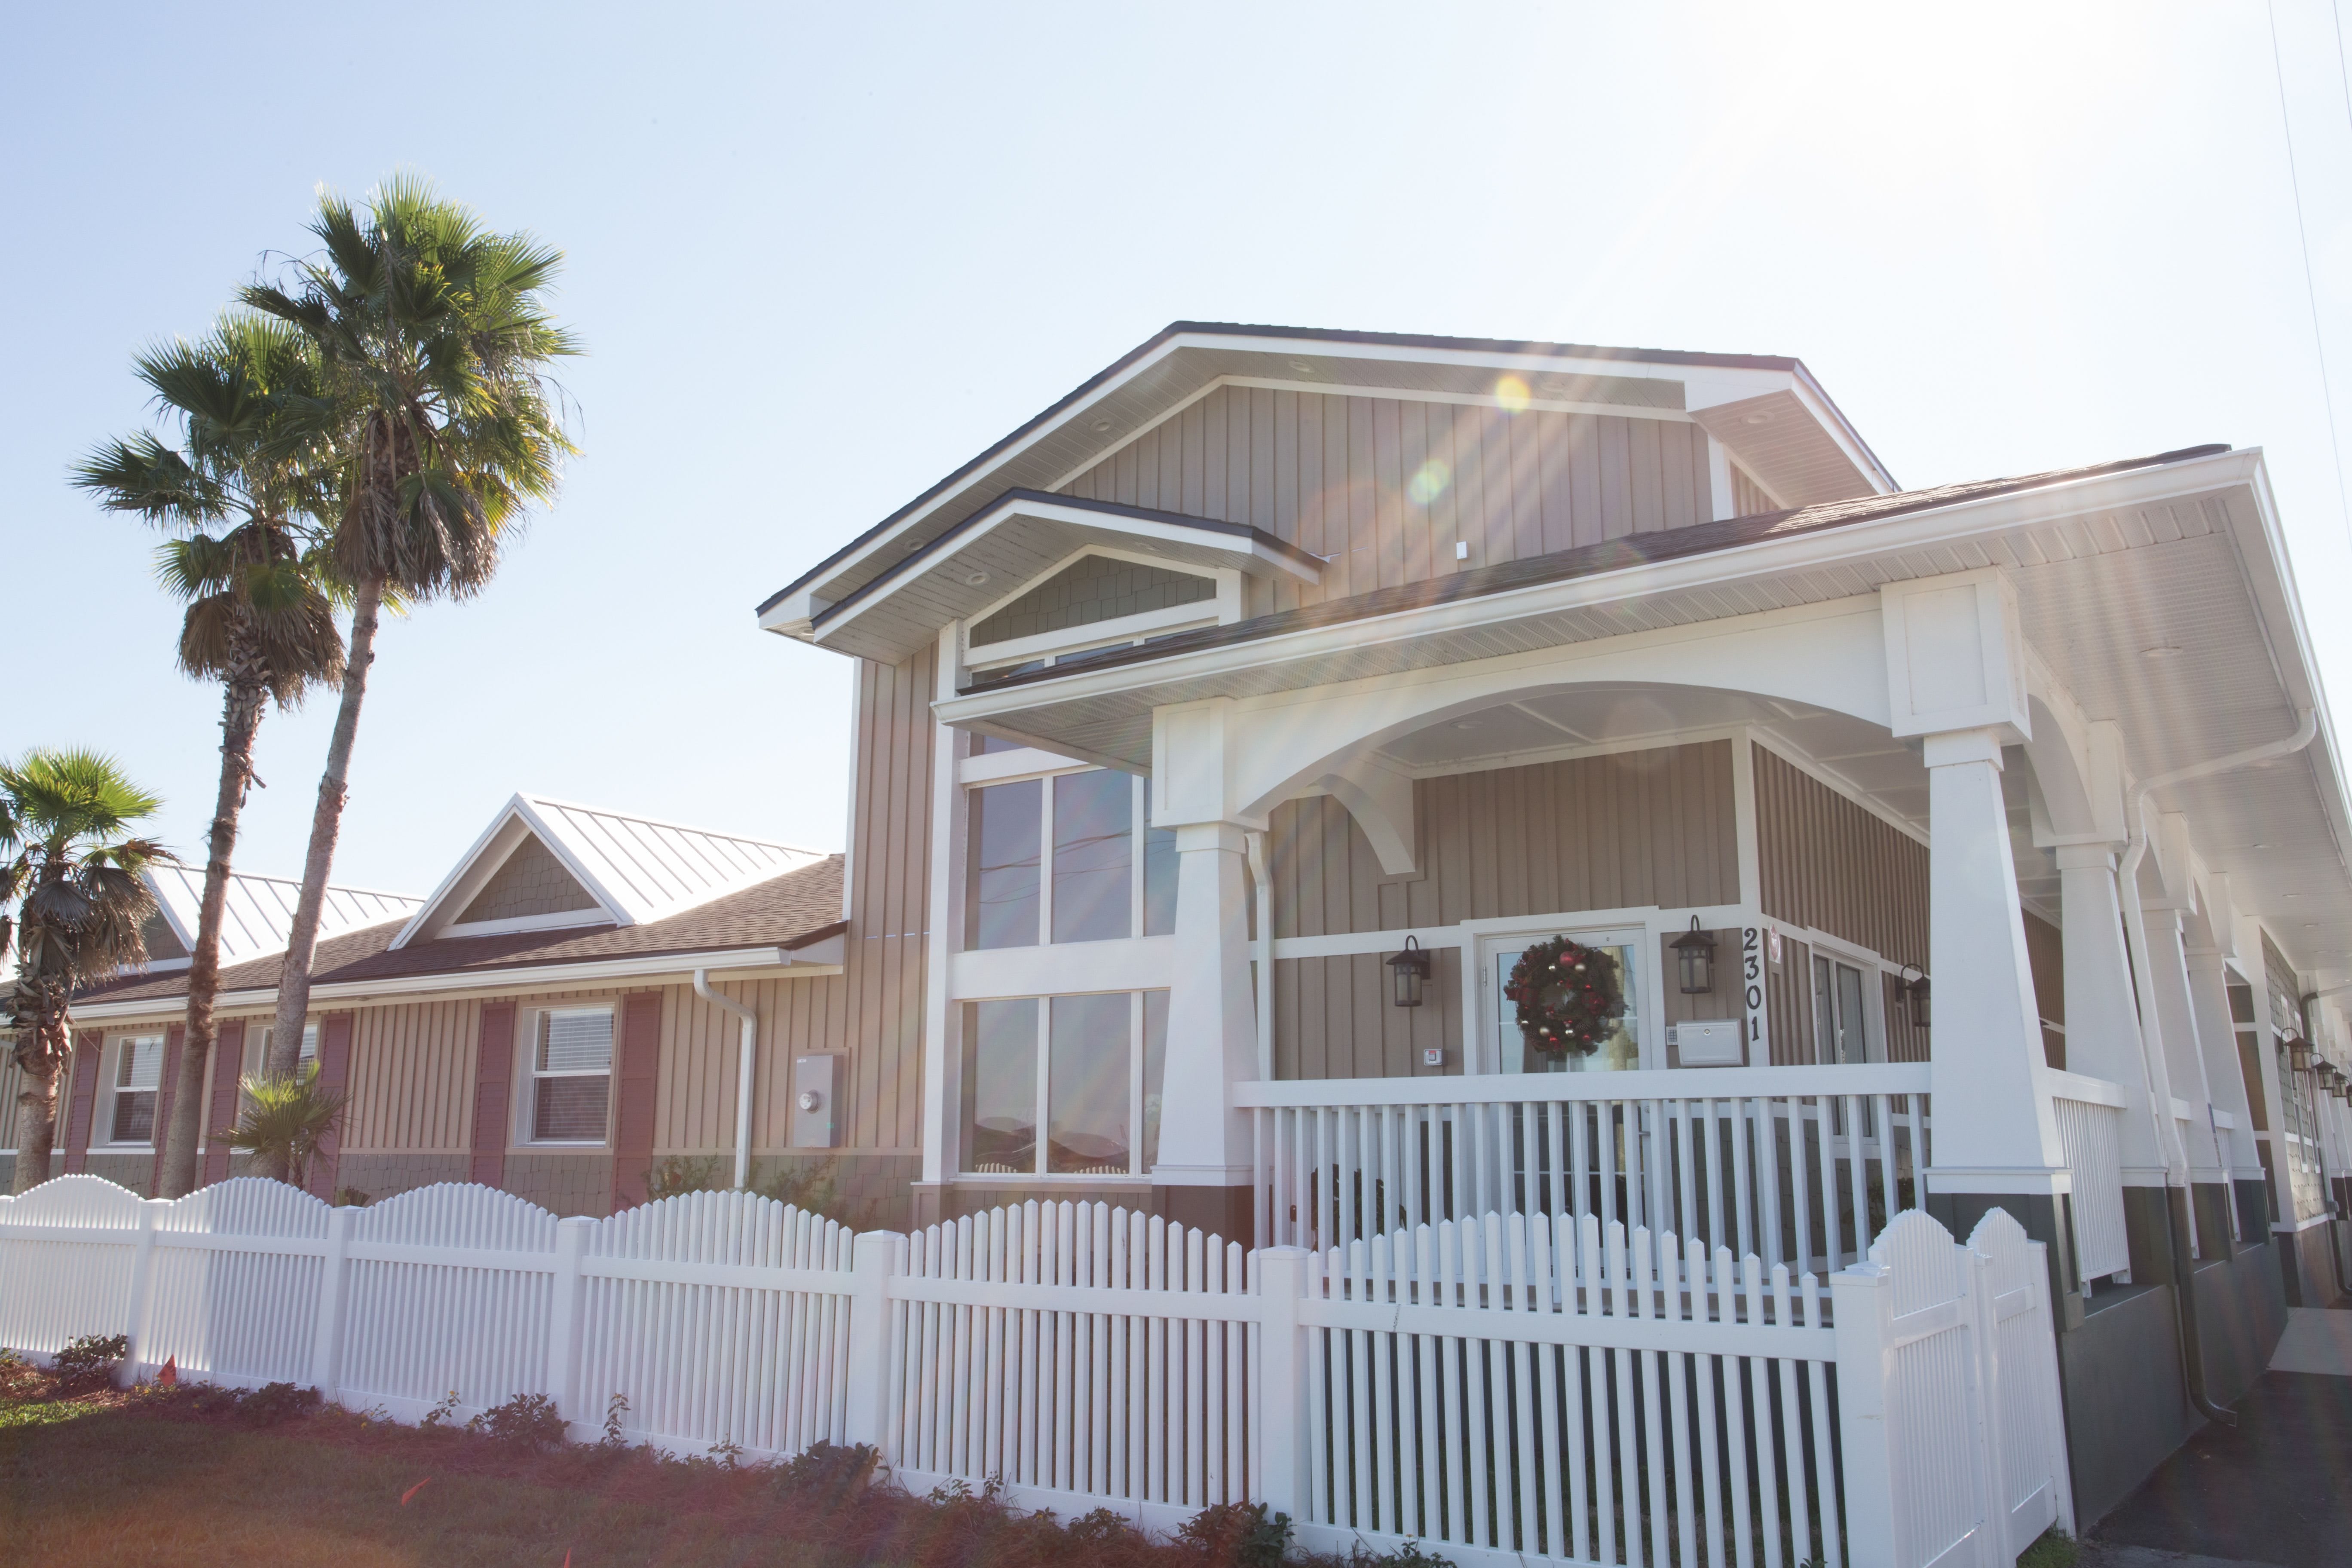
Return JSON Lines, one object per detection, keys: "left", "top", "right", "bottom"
{"left": 334, "top": 1186, "right": 374, "bottom": 1208}
{"left": 239, "top": 1382, "right": 322, "bottom": 1427}
{"left": 1176, "top": 1501, "right": 1291, "bottom": 1568}
{"left": 773, "top": 1440, "right": 879, "bottom": 1506}
{"left": 645, "top": 1156, "right": 726, "bottom": 1201}
{"left": 2017, "top": 1530, "right": 2078, "bottom": 1568}
{"left": 468, "top": 1392, "right": 567, "bottom": 1449}
{"left": 52, "top": 1333, "right": 129, "bottom": 1390}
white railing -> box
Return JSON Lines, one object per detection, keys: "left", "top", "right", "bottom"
{"left": 2044, "top": 1069, "right": 2131, "bottom": 1286}
{"left": 2, "top": 1176, "right": 2070, "bottom": 1568}
{"left": 1239, "top": 1064, "right": 1932, "bottom": 1276}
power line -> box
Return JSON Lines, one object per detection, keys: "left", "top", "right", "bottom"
{"left": 2270, "top": 0, "right": 2352, "bottom": 543}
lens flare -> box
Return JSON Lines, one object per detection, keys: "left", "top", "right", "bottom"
{"left": 1494, "top": 374, "right": 1531, "bottom": 413}
{"left": 1407, "top": 458, "right": 1452, "bottom": 505}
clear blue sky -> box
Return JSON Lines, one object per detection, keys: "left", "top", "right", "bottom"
{"left": 9, "top": 1, "right": 2352, "bottom": 894}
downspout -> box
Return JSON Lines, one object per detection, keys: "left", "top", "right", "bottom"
{"left": 1246, "top": 830, "right": 1274, "bottom": 1081}
{"left": 693, "top": 970, "right": 760, "bottom": 1191}
{"left": 2116, "top": 707, "right": 2316, "bottom": 1430}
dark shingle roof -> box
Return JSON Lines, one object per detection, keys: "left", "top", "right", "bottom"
{"left": 78, "top": 856, "right": 845, "bottom": 1007}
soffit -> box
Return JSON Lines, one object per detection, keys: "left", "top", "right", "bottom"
{"left": 810, "top": 491, "right": 1320, "bottom": 666}
{"left": 1690, "top": 391, "right": 1878, "bottom": 508}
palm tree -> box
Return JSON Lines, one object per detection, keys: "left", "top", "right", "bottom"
{"left": 212, "top": 1061, "right": 344, "bottom": 1190}
{"left": 75, "top": 317, "right": 347, "bottom": 1198}
{"left": 243, "top": 175, "right": 578, "bottom": 1081}
{"left": 1, "top": 752, "right": 172, "bottom": 1194}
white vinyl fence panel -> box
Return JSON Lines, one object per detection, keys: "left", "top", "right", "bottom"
{"left": 0, "top": 1176, "right": 2071, "bottom": 1567}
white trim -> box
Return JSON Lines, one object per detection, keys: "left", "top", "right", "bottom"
{"left": 67, "top": 945, "right": 832, "bottom": 1023}
{"left": 1747, "top": 726, "right": 1931, "bottom": 848}
{"left": 439, "top": 908, "right": 614, "bottom": 940}
{"left": 517, "top": 1002, "right": 616, "bottom": 1149}
{"left": 1214, "top": 374, "right": 1702, "bottom": 423}
{"left": 966, "top": 605, "right": 1223, "bottom": 672}
{"left": 98, "top": 1032, "right": 166, "bottom": 1151}
{"left": 959, "top": 746, "right": 1097, "bottom": 786}
{"left": 963, "top": 542, "right": 1225, "bottom": 630}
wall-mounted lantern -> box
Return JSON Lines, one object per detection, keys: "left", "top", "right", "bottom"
{"left": 1672, "top": 917, "right": 1717, "bottom": 995}
{"left": 1387, "top": 935, "right": 1432, "bottom": 1009}
{"left": 2287, "top": 1035, "right": 2316, "bottom": 1073}
{"left": 1899, "top": 966, "right": 1931, "bottom": 1030}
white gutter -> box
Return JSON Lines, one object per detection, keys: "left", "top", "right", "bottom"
{"left": 2117, "top": 708, "right": 2317, "bottom": 1185}
{"left": 1246, "top": 830, "right": 1273, "bottom": 1080}
{"left": 693, "top": 970, "right": 760, "bottom": 1191}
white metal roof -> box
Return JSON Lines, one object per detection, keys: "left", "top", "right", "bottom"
{"left": 389, "top": 794, "right": 829, "bottom": 949}
{"left": 143, "top": 867, "right": 421, "bottom": 972}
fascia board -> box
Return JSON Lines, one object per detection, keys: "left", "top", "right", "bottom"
{"left": 939, "top": 448, "right": 2268, "bottom": 727}
{"left": 809, "top": 493, "right": 1321, "bottom": 655}
{"left": 68, "top": 944, "right": 821, "bottom": 1023}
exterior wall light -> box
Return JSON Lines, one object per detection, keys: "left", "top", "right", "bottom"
{"left": 1902, "top": 968, "right": 1932, "bottom": 1030}
{"left": 2287, "top": 1035, "right": 2316, "bottom": 1073}
{"left": 1387, "top": 936, "right": 1432, "bottom": 1008}
{"left": 1672, "top": 917, "right": 1717, "bottom": 995}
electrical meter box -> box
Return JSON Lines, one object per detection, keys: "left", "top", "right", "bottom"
{"left": 791, "top": 1054, "right": 842, "bottom": 1147}
{"left": 1670, "top": 1020, "right": 1745, "bottom": 1067}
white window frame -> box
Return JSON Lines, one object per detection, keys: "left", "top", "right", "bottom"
{"left": 962, "top": 766, "right": 1172, "bottom": 955}
{"left": 956, "top": 988, "right": 1164, "bottom": 1185}
{"left": 959, "top": 547, "right": 1239, "bottom": 677}
{"left": 1473, "top": 919, "right": 1653, "bottom": 1074}
{"left": 1802, "top": 930, "right": 1887, "bottom": 1066}
{"left": 104, "top": 1033, "right": 167, "bottom": 1148}
{"left": 257, "top": 1022, "right": 321, "bottom": 1067}
{"left": 517, "top": 1004, "right": 617, "bottom": 1147}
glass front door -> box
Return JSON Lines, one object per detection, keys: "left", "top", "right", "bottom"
{"left": 1491, "top": 931, "right": 1641, "bottom": 1073}
{"left": 1811, "top": 955, "right": 1873, "bottom": 1065}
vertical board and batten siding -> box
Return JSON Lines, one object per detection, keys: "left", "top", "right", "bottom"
{"left": 1268, "top": 742, "right": 1738, "bottom": 1080}
{"left": 1059, "top": 387, "right": 1717, "bottom": 618}
{"left": 842, "top": 646, "right": 937, "bottom": 1154}
{"left": 1752, "top": 746, "right": 1929, "bottom": 971}
{"left": 1730, "top": 463, "right": 1779, "bottom": 518}
{"left": 657, "top": 973, "right": 852, "bottom": 1152}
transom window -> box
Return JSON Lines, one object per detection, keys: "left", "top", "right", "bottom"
{"left": 528, "top": 1006, "right": 614, "bottom": 1143}
{"left": 961, "top": 991, "right": 1169, "bottom": 1177}
{"left": 108, "top": 1034, "right": 165, "bottom": 1145}
{"left": 965, "top": 772, "right": 1177, "bottom": 950}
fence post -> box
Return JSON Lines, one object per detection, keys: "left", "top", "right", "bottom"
{"left": 1830, "top": 1257, "right": 1898, "bottom": 1568}
{"left": 547, "top": 1216, "right": 594, "bottom": 1429}
{"left": 844, "top": 1229, "right": 904, "bottom": 1457}
{"left": 2025, "top": 1238, "right": 2076, "bottom": 1537}
{"left": 309, "top": 1204, "right": 353, "bottom": 1399}
{"left": 1254, "top": 1246, "right": 1313, "bottom": 1522}
{"left": 121, "top": 1197, "right": 169, "bottom": 1384}
{"left": 1966, "top": 1241, "right": 2016, "bottom": 1566}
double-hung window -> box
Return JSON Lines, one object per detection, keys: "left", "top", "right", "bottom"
{"left": 529, "top": 1006, "right": 614, "bottom": 1143}
{"left": 109, "top": 1034, "right": 165, "bottom": 1145}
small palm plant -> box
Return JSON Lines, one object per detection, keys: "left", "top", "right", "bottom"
{"left": 214, "top": 1062, "right": 344, "bottom": 1190}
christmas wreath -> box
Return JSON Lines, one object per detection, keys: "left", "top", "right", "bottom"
{"left": 1504, "top": 937, "right": 1626, "bottom": 1057}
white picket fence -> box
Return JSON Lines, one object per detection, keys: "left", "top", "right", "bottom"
{"left": 0, "top": 1176, "right": 2068, "bottom": 1568}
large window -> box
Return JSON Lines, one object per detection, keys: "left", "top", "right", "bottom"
{"left": 962, "top": 991, "right": 1168, "bottom": 1177}
{"left": 528, "top": 1006, "right": 614, "bottom": 1143}
{"left": 108, "top": 1034, "right": 165, "bottom": 1145}
{"left": 965, "top": 770, "right": 1176, "bottom": 950}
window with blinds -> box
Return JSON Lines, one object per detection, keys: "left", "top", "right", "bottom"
{"left": 530, "top": 1007, "right": 614, "bottom": 1142}
{"left": 110, "top": 1035, "right": 165, "bottom": 1144}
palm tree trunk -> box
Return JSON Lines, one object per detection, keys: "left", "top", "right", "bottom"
{"left": 10, "top": 1014, "right": 67, "bottom": 1196}
{"left": 157, "top": 660, "right": 269, "bottom": 1198}
{"left": 262, "top": 576, "right": 383, "bottom": 1176}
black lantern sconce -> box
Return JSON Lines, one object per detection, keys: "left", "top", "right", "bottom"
{"left": 1387, "top": 935, "right": 1432, "bottom": 1009}
{"left": 1899, "top": 966, "right": 1932, "bottom": 1030}
{"left": 1672, "top": 917, "right": 1717, "bottom": 995}
{"left": 2287, "top": 1035, "right": 2316, "bottom": 1073}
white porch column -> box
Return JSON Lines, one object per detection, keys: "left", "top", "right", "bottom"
{"left": 2055, "top": 845, "right": 2167, "bottom": 1186}
{"left": 2186, "top": 948, "right": 2264, "bottom": 1178}
{"left": 1148, "top": 698, "right": 1265, "bottom": 1242}
{"left": 2145, "top": 922, "right": 2226, "bottom": 1188}
{"left": 1153, "top": 822, "right": 1259, "bottom": 1197}
{"left": 1923, "top": 727, "right": 2072, "bottom": 1194}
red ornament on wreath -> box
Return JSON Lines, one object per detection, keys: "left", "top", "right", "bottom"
{"left": 1504, "top": 936, "right": 1626, "bottom": 1057}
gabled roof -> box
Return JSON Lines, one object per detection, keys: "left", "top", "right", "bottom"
{"left": 142, "top": 866, "right": 420, "bottom": 973}
{"left": 76, "top": 856, "right": 848, "bottom": 1012}
{"left": 758, "top": 322, "right": 1895, "bottom": 638}
{"left": 389, "top": 794, "right": 829, "bottom": 950}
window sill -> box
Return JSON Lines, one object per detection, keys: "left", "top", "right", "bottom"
{"left": 518, "top": 1142, "right": 611, "bottom": 1152}
{"left": 949, "top": 1172, "right": 1145, "bottom": 1185}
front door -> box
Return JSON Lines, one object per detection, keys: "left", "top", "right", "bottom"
{"left": 1484, "top": 926, "right": 1644, "bottom": 1073}
{"left": 1811, "top": 954, "right": 1874, "bottom": 1065}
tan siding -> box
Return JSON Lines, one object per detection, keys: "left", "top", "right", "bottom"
{"left": 1063, "top": 387, "right": 1714, "bottom": 617}
{"left": 1267, "top": 741, "right": 1736, "bottom": 1079}
{"left": 841, "top": 647, "right": 937, "bottom": 1152}
{"left": 1731, "top": 464, "right": 1778, "bottom": 518}
{"left": 2024, "top": 910, "right": 2064, "bottom": 1068}
{"left": 654, "top": 973, "right": 854, "bottom": 1154}
{"left": 1884, "top": 970, "right": 1930, "bottom": 1064}
{"left": 343, "top": 998, "right": 482, "bottom": 1152}
{"left": 1767, "top": 934, "right": 1816, "bottom": 1066}
{"left": 1753, "top": 747, "right": 1929, "bottom": 971}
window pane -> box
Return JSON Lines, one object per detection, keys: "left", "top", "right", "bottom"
{"left": 1049, "top": 993, "right": 1130, "bottom": 1174}
{"left": 117, "top": 1036, "right": 163, "bottom": 1090}
{"left": 540, "top": 1009, "right": 614, "bottom": 1073}
{"left": 111, "top": 1090, "right": 156, "bottom": 1144}
{"left": 533, "top": 1076, "right": 610, "bottom": 1141}
{"left": 299, "top": 1023, "right": 319, "bottom": 1063}
{"left": 1142, "top": 990, "right": 1169, "bottom": 1171}
{"left": 962, "top": 999, "right": 1038, "bottom": 1173}
{"left": 1143, "top": 780, "right": 1177, "bottom": 937}
{"left": 1053, "top": 770, "right": 1133, "bottom": 943}
{"left": 967, "top": 779, "right": 1041, "bottom": 950}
